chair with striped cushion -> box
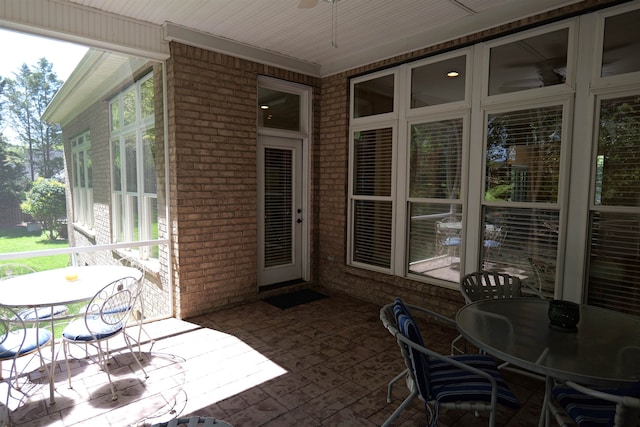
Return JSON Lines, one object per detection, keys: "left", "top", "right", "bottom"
{"left": 550, "top": 380, "right": 640, "bottom": 427}
{"left": 380, "top": 298, "right": 520, "bottom": 427}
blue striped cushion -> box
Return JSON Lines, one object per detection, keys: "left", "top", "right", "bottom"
{"left": 18, "top": 305, "right": 68, "bottom": 321}
{"left": 395, "top": 301, "right": 519, "bottom": 410}
{"left": 430, "top": 354, "right": 520, "bottom": 408}
{"left": 0, "top": 328, "right": 52, "bottom": 359}
{"left": 553, "top": 386, "right": 618, "bottom": 426}
{"left": 397, "top": 312, "right": 432, "bottom": 398}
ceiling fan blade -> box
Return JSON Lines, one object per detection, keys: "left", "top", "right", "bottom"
{"left": 298, "top": 0, "right": 319, "bottom": 8}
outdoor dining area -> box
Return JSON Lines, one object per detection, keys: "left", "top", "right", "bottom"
{"left": 2, "top": 265, "right": 640, "bottom": 426}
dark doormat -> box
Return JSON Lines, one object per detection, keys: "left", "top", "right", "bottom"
{"left": 264, "top": 289, "right": 328, "bottom": 310}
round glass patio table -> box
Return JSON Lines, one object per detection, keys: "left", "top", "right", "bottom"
{"left": 456, "top": 298, "right": 640, "bottom": 427}
{"left": 0, "top": 265, "right": 143, "bottom": 405}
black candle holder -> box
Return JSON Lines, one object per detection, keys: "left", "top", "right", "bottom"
{"left": 548, "top": 300, "right": 580, "bottom": 332}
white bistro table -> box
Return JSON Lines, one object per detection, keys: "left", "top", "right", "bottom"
{"left": 0, "top": 265, "right": 143, "bottom": 405}
{"left": 456, "top": 298, "right": 640, "bottom": 426}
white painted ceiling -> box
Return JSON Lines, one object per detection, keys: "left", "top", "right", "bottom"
{"left": 66, "top": 0, "right": 584, "bottom": 76}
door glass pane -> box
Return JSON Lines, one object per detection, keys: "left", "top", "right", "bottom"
{"left": 353, "top": 128, "right": 393, "bottom": 196}
{"left": 353, "top": 74, "right": 394, "bottom": 118}
{"left": 486, "top": 105, "right": 563, "bottom": 203}
{"left": 411, "top": 56, "right": 466, "bottom": 108}
{"left": 258, "top": 88, "right": 300, "bottom": 131}
{"left": 602, "top": 9, "right": 640, "bottom": 77}
{"left": 410, "top": 118, "right": 463, "bottom": 199}
{"left": 264, "top": 148, "right": 293, "bottom": 268}
{"left": 489, "top": 28, "right": 568, "bottom": 95}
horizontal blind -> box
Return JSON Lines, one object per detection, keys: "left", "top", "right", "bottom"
{"left": 351, "top": 127, "right": 394, "bottom": 269}
{"left": 588, "top": 94, "right": 640, "bottom": 315}
{"left": 264, "top": 148, "right": 293, "bottom": 268}
{"left": 353, "top": 200, "right": 392, "bottom": 268}
{"left": 409, "top": 118, "right": 463, "bottom": 199}
{"left": 486, "top": 105, "right": 562, "bottom": 203}
{"left": 353, "top": 128, "right": 393, "bottom": 196}
{"left": 482, "top": 207, "right": 559, "bottom": 298}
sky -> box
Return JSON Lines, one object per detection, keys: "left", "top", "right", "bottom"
{"left": 0, "top": 28, "right": 88, "bottom": 81}
{"left": 1, "top": 28, "right": 88, "bottom": 142}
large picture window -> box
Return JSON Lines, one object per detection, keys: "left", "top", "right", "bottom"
{"left": 110, "top": 73, "right": 157, "bottom": 259}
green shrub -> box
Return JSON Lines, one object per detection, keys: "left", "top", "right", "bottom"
{"left": 20, "top": 178, "right": 66, "bottom": 240}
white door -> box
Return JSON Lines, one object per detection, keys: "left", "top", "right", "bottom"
{"left": 257, "top": 136, "right": 304, "bottom": 287}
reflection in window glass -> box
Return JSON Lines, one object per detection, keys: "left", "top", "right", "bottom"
{"left": 486, "top": 106, "right": 563, "bottom": 203}
{"left": 258, "top": 87, "right": 300, "bottom": 131}
{"left": 594, "top": 95, "right": 640, "bottom": 207}
{"left": 602, "top": 9, "right": 640, "bottom": 77}
{"left": 482, "top": 206, "right": 558, "bottom": 297}
{"left": 408, "top": 202, "right": 462, "bottom": 283}
{"left": 410, "top": 119, "right": 462, "bottom": 199}
{"left": 353, "top": 128, "right": 393, "bottom": 196}
{"left": 112, "top": 140, "right": 121, "bottom": 191}
{"left": 123, "top": 89, "right": 136, "bottom": 126}
{"left": 141, "top": 77, "right": 155, "bottom": 118}
{"left": 125, "top": 134, "right": 137, "bottom": 192}
{"left": 111, "top": 102, "right": 120, "bottom": 131}
{"left": 143, "top": 129, "right": 157, "bottom": 194}
{"left": 353, "top": 74, "right": 394, "bottom": 118}
{"left": 489, "top": 29, "right": 568, "bottom": 96}
{"left": 411, "top": 56, "right": 466, "bottom": 108}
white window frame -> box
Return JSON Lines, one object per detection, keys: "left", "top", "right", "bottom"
{"left": 70, "top": 131, "right": 93, "bottom": 230}
{"left": 110, "top": 73, "right": 157, "bottom": 259}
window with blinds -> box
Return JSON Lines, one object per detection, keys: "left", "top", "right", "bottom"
{"left": 351, "top": 128, "right": 393, "bottom": 268}
{"left": 407, "top": 118, "right": 464, "bottom": 280}
{"left": 482, "top": 105, "right": 564, "bottom": 297}
{"left": 264, "top": 147, "right": 293, "bottom": 268}
{"left": 588, "top": 94, "right": 640, "bottom": 315}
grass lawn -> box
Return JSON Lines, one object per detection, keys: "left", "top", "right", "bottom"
{"left": 0, "top": 225, "right": 70, "bottom": 271}
{"left": 1, "top": 225, "right": 78, "bottom": 337}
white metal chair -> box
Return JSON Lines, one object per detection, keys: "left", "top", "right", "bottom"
{"left": 61, "top": 276, "right": 148, "bottom": 400}
{"left": 115, "top": 255, "right": 155, "bottom": 356}
{"left": 452, "top": 271, "right": 546, "bottom": 378}
{"left": 380, "top": 298, "right": 520, "bottom": 427}
{"left": 435, "top": 216, "right": 462, "bottom": 263}
{"left": 1, "top": 304, "right": 53, "bottom": 426}
{"left": 549, "top": 380, "right": 640, "bottom": 426}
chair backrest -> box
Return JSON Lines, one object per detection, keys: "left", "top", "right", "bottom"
{"left": 381, "top": 298, "right": 432, "bottom": 399}
{"left": 0, "top": 304, "right": 27, "bottom": 361}
{"left": 84, "top": 276, "right": 140, "bottom": 339}
{"left": 0, "top": 263, "right": 36, "bottom": 281}
{"left": 460, "top": 271, "right": 522, "bottom": 303}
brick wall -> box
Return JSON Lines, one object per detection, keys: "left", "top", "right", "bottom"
{"left": 166, "top": 44, "right": 321, "bottom": 319}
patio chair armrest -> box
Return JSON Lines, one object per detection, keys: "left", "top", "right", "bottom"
{"left": 563, "top": 381, "right": 640, "bottom": 408}
{"left": 404, "top": 303, "right": 456, "bottom": 327}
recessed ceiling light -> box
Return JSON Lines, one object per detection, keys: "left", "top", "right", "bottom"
{"left": 260, "top": 105, "right": 270, "bottom": 110}
{"left": 447, "top": 71, "right": 459, "bottom": 77}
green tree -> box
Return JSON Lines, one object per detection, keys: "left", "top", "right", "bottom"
{"left": 20, "top": 177, "right": 66, "bottom": 240}
{"left": 3, "top": 58, "right": 63, "bottom": 180}
{"left": 0, "top": 76, "right": 29, "bottom": 206}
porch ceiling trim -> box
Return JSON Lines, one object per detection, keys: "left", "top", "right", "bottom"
{"left": 0, "top": 0, "right": 169, "bottom": 60}
{"left": 162, "top": 22, "right": 321, "bottom": 78}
